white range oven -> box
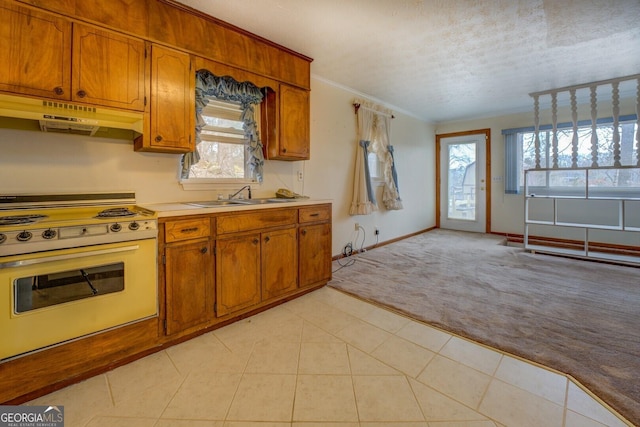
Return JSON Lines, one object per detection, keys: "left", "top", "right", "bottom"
{"left": 0, "top": 193, "right": 158, "bottom": 361}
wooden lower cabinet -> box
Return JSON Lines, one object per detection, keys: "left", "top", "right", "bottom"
{"left": 298, "top": 204, "right": 332, "bottom": 288}
{"left": 262, "top": 226, "right": 298, "bottom": 300}
{"left": 161, "top": 216, "right": 213, "bottom": 335}
{"left": 299, "top": 222, "right": 332, "bottom": 288}
{"left": 164, "top": 238, "right": 214, "bottom": 335}
{"left": 215, "top": 233, "right": 261, "bottom": 317}
{"left": 216, "top": 225, "right": 298, "bottom": 316}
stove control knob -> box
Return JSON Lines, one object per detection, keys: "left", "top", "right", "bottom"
{"left": 0, "top": 233, "right": 6, "bottom": 244}
{"left": 42, "top": 229, "right": 57, "bottom": 240}
{"left": 128, "top": 221, "right": 140, "bottom": 231}
{"left": 17, "top": 231, "right": 33, "bottom": 242}
{"left": 110, "top": 223, "right": 122, "bottom": 232}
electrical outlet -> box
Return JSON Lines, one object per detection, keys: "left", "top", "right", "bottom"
{"left": 355, "top": 223, "right": 359, "bottom": 231}
{"left": 375, "top": 228, "right": 380, "bottom": 235}
{"left": 297, "top": 170, "right": 303, "bottom": 181}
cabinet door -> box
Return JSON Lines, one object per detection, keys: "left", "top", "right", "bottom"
{"left": 216, "top": 233, "right": 261, "bottom": 317}
{"left": 72, "top": 24, "right": 148, "bottom": 111}
{"left": 262, "top": 227, "right": 298, "bottom": 300}
{"left": 139, "top": 45, "right": 194, "bottom": 153}
{"left": 0, "top": 0, "right": 71, "bottom": 99}
{"left": 279, "top": 84, "right": 310, "bottom": 159}
{"left": 299, "top": 223, "right": 332, "bottom": 288}
{"left": 165, "top": 239, "right": 214, "bottom": 335}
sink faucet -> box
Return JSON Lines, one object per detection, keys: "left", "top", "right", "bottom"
{"left": 228, "top": 185, "right": 252, "bottom": 200}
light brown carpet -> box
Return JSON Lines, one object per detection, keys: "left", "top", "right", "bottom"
{"left": 329, "top": 229, "right": 640, "bottom": 426}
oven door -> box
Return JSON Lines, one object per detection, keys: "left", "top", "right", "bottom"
{"left": 0, "top": 239, "right": 157, "bottom": 360}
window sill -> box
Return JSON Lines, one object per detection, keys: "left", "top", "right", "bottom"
{"left": 180, "top": 178, "right": 257, "bottom": 191}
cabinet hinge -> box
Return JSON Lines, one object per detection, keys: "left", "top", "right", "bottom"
{"left": 214, "top": 302, "right": 217, "bottom": 313}
{"left": 163, "top": 319, "right": 167, "bottom": 331}
{"left": 144, "top": 96, "right": 147, "bottom": 106}
{"left": 162, "top": 254, "right": 166, "bottom": 265}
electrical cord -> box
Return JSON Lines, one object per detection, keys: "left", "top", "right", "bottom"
{"left": 333, "top": 226, "right": 368, "bottom": 273}
{"left": 356, "top": 225, "right": 366, "bottom": 253}
{"left": 333, "top": 256, "right": 356, "bottom": 273}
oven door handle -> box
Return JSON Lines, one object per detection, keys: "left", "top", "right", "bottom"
{"left": 0, "top": 245, "right": 140, "bottom": 269}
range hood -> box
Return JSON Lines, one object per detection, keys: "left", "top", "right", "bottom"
{"left": 0, "top": 93, "right": 143, "bottom": 139}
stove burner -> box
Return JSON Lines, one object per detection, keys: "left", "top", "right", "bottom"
{"left": 95, "top": 208, "right": 137, "bottom": 219}
{"left": 0, "top": 214, "right": 48, "bottom": 226}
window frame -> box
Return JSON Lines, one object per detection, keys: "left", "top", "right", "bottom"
{"left": 504, "top": 114, "right": 638, "bottom": 195}
{"left": 180, "top": 96, "right": 260, "bottom": 190}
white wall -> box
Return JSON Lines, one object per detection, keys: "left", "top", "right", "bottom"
{"left": 306, "top": 78, "right": 436, "bottom": 255}
{"left": 0, "top": 76, "right": 436, "bottom": 256}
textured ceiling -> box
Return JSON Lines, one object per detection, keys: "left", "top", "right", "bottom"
{"left": 176, "top": 0, "right": 640, "bottom": 123}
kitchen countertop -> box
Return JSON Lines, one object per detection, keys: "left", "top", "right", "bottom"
{"left": 142, "top": 199, "right": 332, "bottom": 218}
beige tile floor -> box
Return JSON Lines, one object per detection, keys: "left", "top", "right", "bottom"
{"left": 28, "top": 287, "right": 632, "bottom": 427}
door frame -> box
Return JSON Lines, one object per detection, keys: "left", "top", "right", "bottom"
{"left": 435, "top": 128, "right": 492, "bottom": 232}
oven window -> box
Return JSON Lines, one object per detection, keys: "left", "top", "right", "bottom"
{"left": 14, "top": 262, "right": 125, "bottom": 313}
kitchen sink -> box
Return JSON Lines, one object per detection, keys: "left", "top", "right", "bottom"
{"left": 186, "top": 198, "right": 291, "bottom": 208}
{"left": 185, "top": 200, "right": 246, "bottom": 208}
{"left": 234, "top": 198, "right": 292, "bottom": 204}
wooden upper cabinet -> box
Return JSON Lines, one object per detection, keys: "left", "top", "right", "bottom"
{"left": 0, "top": 0, "right": 71, "bottom": 99}
{"left": 0, "top": 4, "right": 147, "bottom": 110}
{"left": 135, "top": 44, "right": 195, "bottom": 153}
{"left": 72, "top": 24, "right": 148, "bottom": 111}
{"left": 262, "top": 84, "right": 310, "bottom": 160}
{"left": 16, "top": 0, "right": 75, "bottom": 17}
{"left": 148, "top": 0, "right": 311, "bottom": 90}
{"left": 280, "top": 84, "right": 310, "bottom": 159}
{"left": 75, "top": 0, "right": 149, "bottom": 37}
{"left": 18, "top": 0, "right": 149, "bottom": 37}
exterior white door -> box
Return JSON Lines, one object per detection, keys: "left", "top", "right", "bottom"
{"left": 439, "top": 134, "right": 487, "bottom": 232}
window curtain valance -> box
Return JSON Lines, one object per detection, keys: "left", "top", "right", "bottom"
{"left": 181, "top": 70, "right": 265, "bottom": 181}
{"left": 350, "top": 99, "right": 402, "bottom": 215}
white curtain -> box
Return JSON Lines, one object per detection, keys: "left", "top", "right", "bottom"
{"left": 350, "top": 99, "right": 402, "bottom": 215}
{"left": 372, "top": 113, "right": 403, "bottom": 210}
{"left": 350, "top": 101, "right": 377, "bottom": 215}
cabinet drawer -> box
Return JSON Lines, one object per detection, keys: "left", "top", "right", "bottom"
{"left": 164, "top": 218, "right": 211, "bottom": 242}
{"left": 217, "top": 209, "right": 297, "bottom": 235}
{"left": 299, "top": 205, "right": 331, "bottom": 223}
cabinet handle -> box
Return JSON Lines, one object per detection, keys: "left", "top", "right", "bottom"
{"left": 309, "top": 213, "right": 320, "bottom": 217}
{"left": 265, "top": 236, "right": 270, "bottom": 242}
{"left": 301, "top": 229, "right": 307, "bottom": 236}
{"left": 54, "top": 86, "right": 64, "bottom": 96}
{"left": 155, "top": 135, "right": 163, "bottom": 142}
{"left": 282, "top": 147, "right": 287, "bottom": 153}
{"left": 253, "top": 238, "right": 259, "bottom": 245}
{"left": 181, "top": 227, "right": 198, "bottom": 233}
{"left": 76, "top": 90, "right": 87, "bottom": 98}
{"left": 200, "top": 247, "right": 208, "bottom": 254}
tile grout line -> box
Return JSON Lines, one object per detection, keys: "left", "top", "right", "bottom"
{"left": 562, "top": 376, "right": 570, "bottom": 427}
{"left": 223, "top": 339, "right": 256, "bottom": 423}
